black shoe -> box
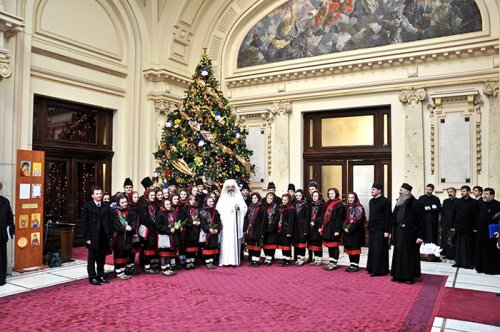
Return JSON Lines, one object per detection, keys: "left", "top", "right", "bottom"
{"left": 98, "top": 276, "right": 110, "bottom": 284}
{"left": 451, "top": 264, "right": 460, "bottom": 268}
{"left": 89, "top": 277, "right": 101, "bottom": 286}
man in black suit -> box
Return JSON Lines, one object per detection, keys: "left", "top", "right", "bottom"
{"left": 418, "top": 183, "right": 441, "bottom": 244}
{"left": 367, "top": 183, "right": 392, "bottom": 277}
{"left": 0, "top": 181, "right": 14, "bottom": 286}
{"left": 82, "top": 186, "right": 112, "bottom": 285}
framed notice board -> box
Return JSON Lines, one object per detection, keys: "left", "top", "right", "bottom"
{"left": 15, "top": 150, "right": 45, "bottom": 271}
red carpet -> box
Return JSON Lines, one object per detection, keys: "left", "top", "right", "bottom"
{"left": 0, "top": 265, "right": 444, "bottom": 331}
{"left": 437, "top": 288, "right": 500, "bottom": 327}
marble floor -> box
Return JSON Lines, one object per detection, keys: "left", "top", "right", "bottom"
{"left": 1, "top": 248, "right": 499, "bottom": 332}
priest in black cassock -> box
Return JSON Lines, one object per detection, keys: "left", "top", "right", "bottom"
{"left": 391, "top": 183, "right": 424, "bottom": 284}
{"left": 418, "top": 184, "right": 441, "bottom": 244}
{"left": 474, "top": 188, "right": 500, "bottom": 275}
{"left": 367, "top": 183, "right": 392, "bottom": 277}
{"left": 451, "top": 185, "right": 478, "bottom": 269}
{"left": 440, "top": 187, "right": 458, "bottom": 259}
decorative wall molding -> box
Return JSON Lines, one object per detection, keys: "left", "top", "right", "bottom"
{"left": 268, "top": 100, "right": 292, "bottom": 117}
{"left": 147, "top": 93, "right": 179, "bottom": 115}
{"left": 476, "top": 122, "right": 482, "bottom": 174}
{"left": 31, "top": 65, "right": 126, "bottom": 96}
{"left": 143, "top": 67, "right": 191, "bottom": 87}
{"left": 236, "top": 107, "right": 273, "bottom": 177}
{"left": 399, "top": 88, "right": 427, "bottom": 104}
{"left": 483, "top": 81, "right": 499, "bottom": 98}
{"left": 430, "top": 124, "right": 435, "bottom": 174}
{"left": 225, "top": 44, "right": 499, "bottom": 88}
{"left": 429, "top": 89, "right": 481, "bottom": 114}
{"left": 428, "top": 88, "right": 483, "bottom": 189}
{"left": 0, "top": 10, "right": 24, "bottom": 80}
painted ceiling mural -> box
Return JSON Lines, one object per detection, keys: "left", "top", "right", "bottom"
{"left": 237, "top": 0, "right": 482, "bottom": 68}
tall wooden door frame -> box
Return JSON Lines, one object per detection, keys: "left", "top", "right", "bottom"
{"left": 303, "top": 106, "right": 392, "bottom": 201}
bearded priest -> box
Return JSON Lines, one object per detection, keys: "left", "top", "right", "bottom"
{"left": 217, "top": 179, "right": 248, "bottom": 266}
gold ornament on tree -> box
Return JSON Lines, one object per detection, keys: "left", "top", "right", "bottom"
{"left": 172, "top": 159, "right": 195, "bottom": 176}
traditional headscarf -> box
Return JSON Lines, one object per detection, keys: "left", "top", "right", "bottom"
{"left": 346, "top": 192, "right": 365, "bottom": 225}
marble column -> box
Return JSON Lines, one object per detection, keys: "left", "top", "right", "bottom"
{"left": 399, "top": 88, "right": 427, "bottom": 195}
{"left": 0, "top": 6, "right": 24, "bottom": 276}
{"left": 484, "top": 81, "right": 499, "bottom": 189}
{"left": 267, "top": 101, "right": 291, "bottom": 193}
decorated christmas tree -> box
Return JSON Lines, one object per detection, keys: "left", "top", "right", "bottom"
{"left": 154, "top": 52, "right": 254, "bottom": 188}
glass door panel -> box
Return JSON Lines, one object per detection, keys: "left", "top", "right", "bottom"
{"left": 76, "top": 162, "right": 96, "bottom": 220}
{"left": 321, "top": 165, "right": 343, "bottom": 195}
{"left": 351, "top": 164, "right": 375, "bottom": 217}
{"left": 45, "top": 160, "right": 69, "bottom": 222}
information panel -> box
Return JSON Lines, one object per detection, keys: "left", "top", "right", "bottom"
{"left": 15, "top": 150, "right": 45, "bottom": 271}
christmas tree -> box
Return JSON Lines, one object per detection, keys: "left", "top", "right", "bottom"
{"left": 154, "top": 52, "right": 254, "bottom": 188}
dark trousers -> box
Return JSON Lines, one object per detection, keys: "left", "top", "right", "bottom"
{"left": 0, "top": 241, "right": 7, "bottom": 285}
{"left": 87, "top": 247, "right": 106, "bottom": 278}
{"left": 327, "top": 246, "right": 339, "bottom": 261}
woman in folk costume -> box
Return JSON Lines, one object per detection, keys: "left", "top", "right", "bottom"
{"left": 293, "top": 189, "right": 311, "bottom": 266}
{"left": 111, "top": 194, "right": 136, "bottom": 280}
{"left": 320, "top": 188, "right": 345, "bottom": 271}
{"left": 216, "top": 179, "right": 248, "bottom": 267}
{"left": 262, "top": 192, "right": 281, "bottom": 266}
{"left": 138, "top": 189, "right": 160, "bottom": 274}
{"left": 308, "top": 191, "right": 325, "bottom": 266}
{"left": 184, "top": 194, "right": 202, "bottom": 269}
{"left": 126, "top": 190, "right": 141, "bottom": 275}
{"left": 156, "top": 199, "right": 181, "bottom": 276}
{"left": 155, "top": 188, "right": 164, "bottom": 210}
{"left": 278, "top": 194, "right": 297, "bottom": 266}
{"left": 200, "top": 197, "right": 222, "bottom": 269}
{"left": 245, "top": 192, "right": 266, "bottom": 266}
{"left": 343, "top": 192, "right": 366, "bottom": 272}
{"left": 171, "top": 193, "right": 187, "bottom": 268}
{"left": 179, "top": 189, "right": 188, "bottom": 206}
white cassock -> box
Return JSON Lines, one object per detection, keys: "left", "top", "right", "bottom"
{"left": 216, "top": 179, "right": 248, "bottom": 266}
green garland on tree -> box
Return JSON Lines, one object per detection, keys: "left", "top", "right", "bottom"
{"left": 154, "top": 51, "right": 254, "bottom": 188}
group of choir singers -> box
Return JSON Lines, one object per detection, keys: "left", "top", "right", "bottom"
{"left": 94, "top": 176, "right": 499, "bottom": 286}
{"left": 101, "top": 177, "right": 397, "bottom": 282}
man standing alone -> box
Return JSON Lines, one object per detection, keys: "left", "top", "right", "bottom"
{"left": 418, "top": 184, "right": 441, "bottom": 244}
{"left": 451, "top": 185, "right": 478, "bottom": 269}
{"left": 366, "top": 183, "right": 392, "bottom": 277}
{"left": 83, "top": 186, "right": 112, "bottom": 285}
{"left": 441, "top": 187, "right": 458, "bottom": 259}
{"left": 391, "top": 183, "right": 424, "bottom": 284}
{"left": 0, "top": 181, "right": 14, "bottom": 286}
{"left": 475, "top": 188, "right": 500, "bottom": 274}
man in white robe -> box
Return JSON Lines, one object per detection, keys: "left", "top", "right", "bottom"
{"left": 217, "top": 179, "right": 248, "bottom": 266}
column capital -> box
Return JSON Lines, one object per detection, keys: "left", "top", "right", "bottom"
{"left": 399, "top": 88, "right": 427, "bottom": 105}
{"left": 483, "top": 81, "right": 499, "bottom": 98}
{"left": 268, "top": 100, "right": 292, "bottom": 116}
